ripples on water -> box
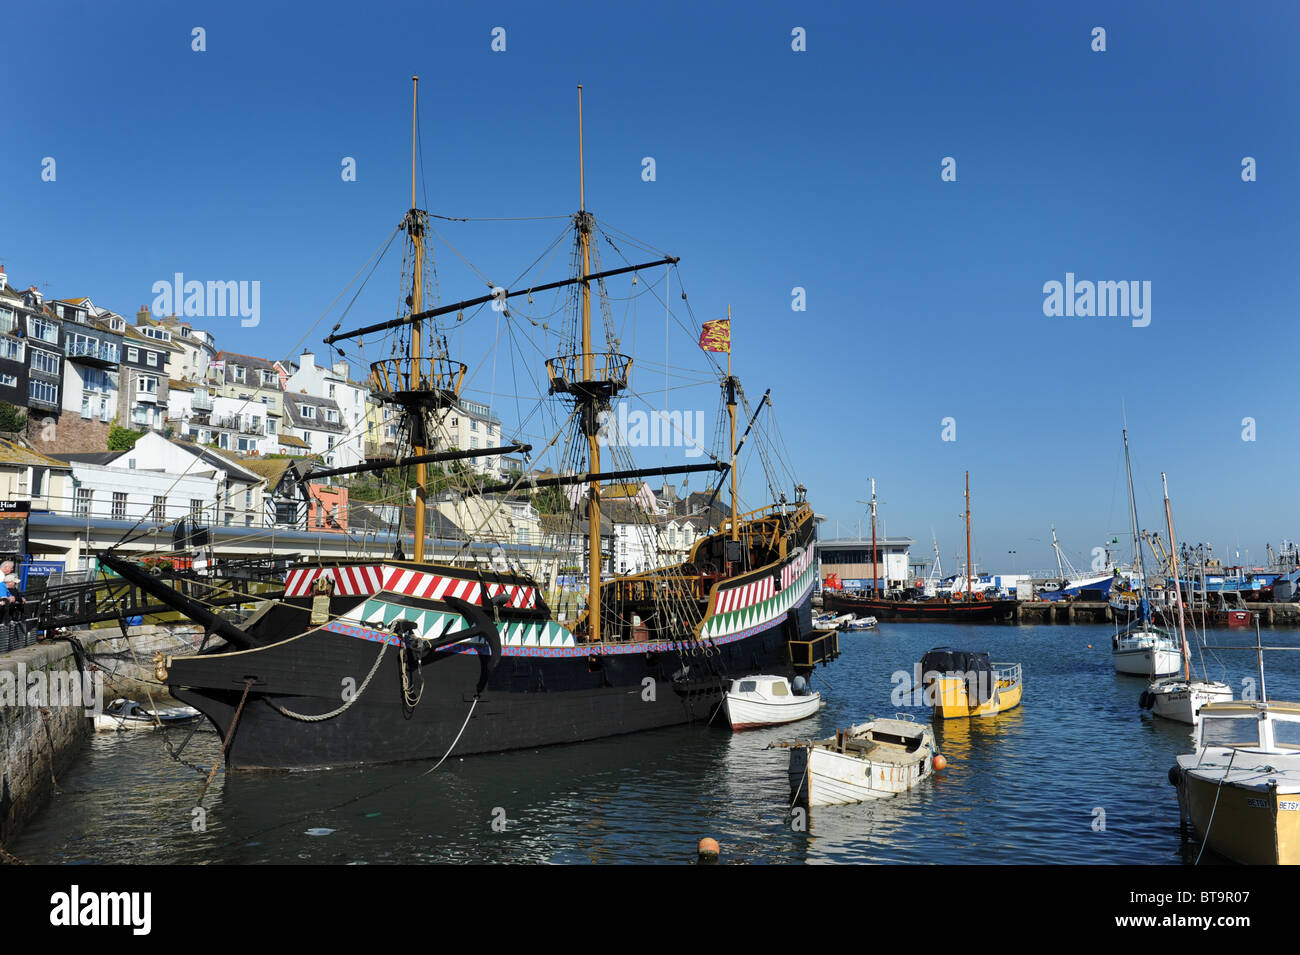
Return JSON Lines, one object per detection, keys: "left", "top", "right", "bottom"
{"left": 13, "top": 624, "right": 1299, "bottom": 864}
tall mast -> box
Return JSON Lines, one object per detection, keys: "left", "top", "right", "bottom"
{"left": 577, "top": 84, "right": 602, "bottom": 643}
{"left": 1162, "top": 472, "right": 1191, "bottom": 681}
{"left": 727, "top": 303, "right": 738, "bottom": 542}
{"left": 409, "top": 75, "right": 427, "bottom": 563}
{"left": 1123, "top": 428, "right": 1147, "bottom": 622}
{"left": 965, "top": 471, "right": 973, "bottom": 600}
{"left": 869, "top": 478, "right": 878, "bottom": 592}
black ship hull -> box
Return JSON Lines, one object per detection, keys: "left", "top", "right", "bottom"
{"left": 822, "top": 592, "right": 1018, "bottom": 623}
{"left": 169, "top": 590, "right": 821, "bottom": 770}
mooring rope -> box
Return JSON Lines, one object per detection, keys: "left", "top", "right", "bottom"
{"left": 271, "top": 639, "right": 389, "bottom": 722}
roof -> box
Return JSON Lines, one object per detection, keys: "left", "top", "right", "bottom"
{"left": 168, "top": 379, "right": 196, "bottom": 391}
{"left": 277, "top": 434, "right": 310, "bottom": 449}
{"left": 241, "top": 456, "right": 314, "bottom": 486}
{"left": 164, "top": 436, "right": 263, "bottom": 483}
{"left": 0, "top": 438, "right": 71, "bottom": 469}
{"left": 50, "top": 452, "right": 122, "bottom": 465}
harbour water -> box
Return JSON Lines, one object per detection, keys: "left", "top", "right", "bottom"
{"left": 12, "top": 623, "right": 1299, "bottom": 864}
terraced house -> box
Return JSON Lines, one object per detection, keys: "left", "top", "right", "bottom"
{"left": 284, "top": 391, "right": 345, "bottom": 467}
{"left": 208, "top": 350, "right": 284, "bottom": 446}
{"left": 0, "top": 275, "right": 33, "bottom": 418}
{"left": 118, "top": 319, "right": 178, "bottom": 431}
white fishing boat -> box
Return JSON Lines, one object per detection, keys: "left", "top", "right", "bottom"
{"left": 783, "top": 717, "right": 938, "bottom": 807}
{"left": 94, "top": 698, "right": 201, "bottom": 732}
{"left": 1139, "top": 473, "right": 1232, "bottom": 724}
{"left": 723, "top": 675, "right": 820, "bottom": 730}
{"left": 814, "top": 612, "right": 853, "bottom": 630}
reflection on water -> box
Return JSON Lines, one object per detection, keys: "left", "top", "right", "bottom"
{"left": 11, "top": 624, "right": 1298, "bottom": 864}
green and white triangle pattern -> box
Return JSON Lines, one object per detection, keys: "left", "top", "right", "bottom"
{"left": 356, "top": 598, "right": 576, "bottom": 649}
{"left": 701, "top": 561, "right": 814, "bottom": 640}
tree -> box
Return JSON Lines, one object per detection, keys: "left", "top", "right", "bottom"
{"left": 531, "top": 485, "right": 570, "bottom": 515}
{"left": 0, "top": 402, "right": 26, "bottom": 433}
{"left": 108, "top": 423, "right": 145, "bottom": 451}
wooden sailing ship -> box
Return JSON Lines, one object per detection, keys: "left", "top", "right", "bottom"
{"left": 101, "top": 80, "right": 837, "bottom": 769}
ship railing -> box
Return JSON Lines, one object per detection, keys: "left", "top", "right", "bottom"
{"left": 992, "top": 662, "right": 1022, "bottom": 687}
{"left": 545, "top": 353, "right": 632, "bottom": 396}
{"left": 368, "top": 357, "right": 466, "bottom": 400}
{"left": 790, "top": 629, "right": 840, "bottom": 668}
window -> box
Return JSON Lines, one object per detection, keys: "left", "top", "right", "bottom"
{"left": 31, "top": 468, "right": 45, "bottom": 497}
{"left": 75, "top": 487, "right": 93, "bottom": 516}
{"left": 324, "top": 409, "right": 338, "bottom": 423}
{"left": 0, "top": 374, "right": 15, "bottom": 388}
{"left": 219, "top": 432, "right": 230, "bottom": 450}
{"left": 237, "top": 437, "right": 255, "bottom": 452}
{"left": 31, "top": 348, "right": 59, "bottom": 375}
{"left": 328, "top": 382, "right": 336, "bottom": 398}
{"left": 137, "top": 375, "right": 159, "bottom": 394}
{"left": 244, "top": 489, "right": 252, "bottom": 507}
{"left": 180, "top": 327, "right": 190, "bottom": 338}
{"left": 190, "top": 499, "right": 203, "bottom": 522}
{"left": 146, "top": 351, "right": 158, "bottom": 367}
{"left": 300, "top": 404, "right": 316, "bottom": 419}
{"left": 267, "top": 418, "right": 276, "bottom": 435}
{"left": 126, "top": 347, "right": 138, "bottom": 362}
{"left": 0, "top": 338, "right": 24, "bottom": 361}
{"left": 27, "top": 317, "right": 57, "bottom": 343}
{"left": 234, "top": 366, "right": 246, "bottom": 382}
{"left": 153, "top": 495, "right": 167, "bottom": 519}
{"left": 80, "top": 393, "right": 91, "bottom": 419}
{"left": 0, "top": 308, "right": 14, "bottom": 334}
{"left": 141, "top": 326, "right": 170, "bottom": 342}
{"left": 111, "top": 492, "right": 127, "bottom": 519}
{"left": 28, "top": 380, "right": 57, "bottom": 405}
{"left": 470, "top": 419, "right": 479, "bottom": 432}
{"left": 470, "top": 437, "right": 479, "bottom": 449}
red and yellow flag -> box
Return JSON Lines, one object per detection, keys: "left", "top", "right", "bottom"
{"left": 698, "top": 319, "right": 731, "bottom": 353}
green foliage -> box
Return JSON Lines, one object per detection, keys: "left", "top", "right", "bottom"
{"left": 108, "top": 423, "right": 145, "bottom": 451}
{"left": 0, "top": 401, "right": 26, "bottom": 432}
{"left": 531, "top": 485, "right": 570, "bottom": 515}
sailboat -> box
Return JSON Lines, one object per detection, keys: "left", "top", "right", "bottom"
{"left": 822, "top": 472, "right": 1017, "bottom": 623}
{"left": 98, "top": 80, "right": 836, "bottom": 770}
{"left": 1141, "top": 472, "right": 1232, "bottom": 724}
{"left": 1111, "top": 429, "right": 1181, "bottom": 677}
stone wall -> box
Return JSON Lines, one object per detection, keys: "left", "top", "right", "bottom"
{"left": 25, "top": 411, "right": 111, "bottom": 455}
{"left": 0, "top": 639, "right": 94, "bottom": 849}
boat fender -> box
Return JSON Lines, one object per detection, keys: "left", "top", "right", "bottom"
{"left": 1168, "top": 765, "right": 1183, "bottom": 787}
{"left": 1139, "top": 690, "right": 1153, "bottom": 709}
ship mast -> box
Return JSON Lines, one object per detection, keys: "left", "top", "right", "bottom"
{"left": 409, "top": 75, "right": 428, "bottom": 563}
{"left": 727, "top": 303, "right": 738, "bottom": 543}
{"left": 965, "top": 470, "right": 973, "bottom": 600}
{"left": 577, "top": 85, "right": 602, "bottom": 643}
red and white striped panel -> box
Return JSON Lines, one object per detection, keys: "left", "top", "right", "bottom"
{"left": 716, "top": 575, "right": 775, "bottom": 615}
{"left": 284, "top": 565, "right": 385, "bottom": 598}
{"left": 485, "top": 581, "right": 537, "bottom": 609}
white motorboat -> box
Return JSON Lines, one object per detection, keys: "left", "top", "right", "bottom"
{"left": 841, "top": 616, "right": 878, "bottom": 631}
{"left": 94, "top": 697, "right": 202, "bottom": 732}
{"left": 783, "top": 717, "right": 937, "bottom": 807}
{"left": 723, "top": 675, "right": 820, "bottom": 730}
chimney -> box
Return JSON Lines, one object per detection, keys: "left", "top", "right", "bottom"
{"left": 136, "top": 306, "right": 151, "bottom": 326}
{"left": 0, "top": 266, "right": 6, "bottom": 291}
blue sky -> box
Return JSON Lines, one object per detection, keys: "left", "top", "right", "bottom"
{"left": 3, "top": 1, "right": 1297, "bottom": 575}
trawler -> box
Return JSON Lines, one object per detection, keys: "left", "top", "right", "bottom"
{"left": 102, "top": 81, "right": 836, "bottom": 769}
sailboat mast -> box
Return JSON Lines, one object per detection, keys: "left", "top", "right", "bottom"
{"left": 1123, "top": 429, "right": 1146, "bottom": 618}
{"left": 965, "top": 471, "right": 973, "bottom": 599}
{"left": 1162, "top": 472, "right": 1191, "bottom": 681}
{"left": 577, "top": 85, "right": 602, "bottom": 643}
{"left": 409, "top": 75, "right": 428, "bottom": 563}
{"left": 727, "top": 303, "right": 738, "bottom": 542}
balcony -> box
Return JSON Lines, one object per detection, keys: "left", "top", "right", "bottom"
{"left": 65, "top": 340, "right": 119, "bottom": 367}
{"left": 191, "top": 392, "right": 213, "bottom": 412}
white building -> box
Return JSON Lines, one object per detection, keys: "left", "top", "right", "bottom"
{"left": 285, "top": 353, "right": 367, "bottom": 468}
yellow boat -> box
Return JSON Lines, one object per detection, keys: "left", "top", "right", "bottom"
{"left": 1171, "top": 699, "right": 1300, "bottom": 865}
{"left": 919, "top": 648, "right": 1023, "bottom": 719}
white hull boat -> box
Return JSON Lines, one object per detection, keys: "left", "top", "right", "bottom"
{"left": 841, "top": 616, "right": 878, "bottom": 631}
{"left": 723, "top": 675, "right": 821, "bottom": 730}
{"left": 1142, "top": 678, "right": 1233, "bottom": 725}
{"left": 784, "top": 717, "right": 936, "bottom": 807}
{"left": 94, "top": 697, "right": 202, "bottom": 732}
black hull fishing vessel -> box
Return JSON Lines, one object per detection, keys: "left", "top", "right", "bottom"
{"left": 821, "top": 472, "right": 1016, "bottom": 625}
{"left": 102, "top": 80, "right": 835, "bottom": 770}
